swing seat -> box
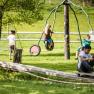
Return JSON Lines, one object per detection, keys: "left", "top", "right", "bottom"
{"left": 30, "top": 45, "right": 41, "bottom": 56}
{"left": 45, "top": 38, "right": 54, "bottom": 51}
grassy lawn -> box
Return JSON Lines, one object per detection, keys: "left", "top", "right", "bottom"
{"left": 0, "top": 80, "right": 94, "bottom": 94}
{"left": 2, "top": 12, "right": 94, "bottom": 32}
{"left": 0, "top": 41, "right": 77, "bottom": 72}
{"left": 0, "top": 0, "right": 94, "bottom": 93}
{"left": 2, "top": 41, "right": 93, "bottom": 94}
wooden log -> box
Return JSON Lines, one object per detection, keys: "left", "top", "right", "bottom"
{"left": 0, "top": 61, "right": 94, "bottom": 82}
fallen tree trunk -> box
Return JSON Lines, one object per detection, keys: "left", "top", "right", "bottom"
{"left": 0, "top": 61, "right": 94, "bottom": 83}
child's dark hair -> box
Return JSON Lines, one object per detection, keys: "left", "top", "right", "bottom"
{"left": 11, "top": 30, "right": 16, "bottom": 34}
{"left": 84, "top": 45, "right": 91, "bottom": 49}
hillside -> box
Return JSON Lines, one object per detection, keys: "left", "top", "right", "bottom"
{"left": 2, "top": 0, "right": 94, "bottom": 32}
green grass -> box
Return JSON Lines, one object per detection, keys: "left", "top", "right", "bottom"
{"left": 3, "top": 12, "right": 94, "bottom": 32}
{"left": 1, "top": 40, "right": 94, "bottom": 72}
{"left": 0, "top": 80, "right": 94, "bottom": 94}
{"left": 2, "top": 6, "right": 94, "bottom": 32}
{"left": 1, "top": 35, "right": 94, "bottom": 94}
{"left": 0, "top": 1, "right": 94, "bottom": 93}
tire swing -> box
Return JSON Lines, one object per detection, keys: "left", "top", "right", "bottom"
{"left": 29, "top": 45, "right": 41, "bottom": 56}
{"left": 29, "top": 2, "right": 61, "bottom": 56}
{"left": 45, "top": 38, "right": 54, "bottom": 51}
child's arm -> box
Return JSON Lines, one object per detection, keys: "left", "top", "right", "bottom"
{"left": 80, "top": 56, "right": 93, "bottom": 62}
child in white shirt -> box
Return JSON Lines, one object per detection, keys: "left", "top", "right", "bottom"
{"left": 7, "top": 30, "right": 16, "bottom": 60}
{"left": 78, "top": 45, "right": 94, "bottom": 73}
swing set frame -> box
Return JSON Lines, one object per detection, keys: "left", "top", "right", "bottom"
{"left": 30, "top": 0, "right": 93, "bottom": 56}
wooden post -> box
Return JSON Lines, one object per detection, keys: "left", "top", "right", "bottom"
{"left": 64, "top": 0, "right": 70, "bottom": 59}
{"left": 13, "top": 49, "right": 23, "bottom": 63}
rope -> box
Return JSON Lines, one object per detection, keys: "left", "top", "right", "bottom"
{"left": 7, "top": 16, "right": 23, "bottom": 49}
{"left": 13, "top": 1, "right": 23, "bottom": 50}
{"left": 13, "top": 24, "right": 23, "bottom": 49}
{"left": 69, "top": 0, "right": 93, "bottom": 31}
{"left": 21, "top": 71, "right": 94, "bottom": 85}
{"left": 69, "top": 5, "right": 82, "bottom": 46}
{"left": 51, "top": 6, "right": 57, "bottom": 32}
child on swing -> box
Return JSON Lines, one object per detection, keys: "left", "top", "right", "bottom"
{"left": 75, "top": 34, "right": 91, "bottom": 59}
{"left": 7, "top": 30, "right": 16, "bottom": 60}
{"left": 44, "top": 24, "right": 53, "bottom": 45}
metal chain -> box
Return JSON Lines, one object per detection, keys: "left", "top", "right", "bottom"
{"left": 69, "top": 5, "right": 82, "bottom": 46}
{"left": 38, "top": 0, "right": 66, "bottom": 45}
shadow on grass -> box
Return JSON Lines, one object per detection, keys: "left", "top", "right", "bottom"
{"left": 23, "top": 62, "right": 77, "bottom": 72}
{"left": 23, "top": 52, "right": 75, "bottom": 57}
{"left": 0, "top": 54, "right": 8, "bottom": 56}
{"left": 40, "top": 53, "right": 75, "bottom": 56}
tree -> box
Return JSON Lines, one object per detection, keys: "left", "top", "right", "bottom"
{"left": 0, "top": 0, "right": 44, "bottom": 39}
{"left": 48, "top": 0, "right": 52, "bottom": 4}
{"left": 79, "top": 0, "right": 94, "bottom": 6}
{"left": 0, "top": 0, "right": 9, "bottom": 39}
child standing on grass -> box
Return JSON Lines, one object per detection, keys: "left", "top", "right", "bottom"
{"left": 7, "top": 30, "right": 16, "bottom": 60}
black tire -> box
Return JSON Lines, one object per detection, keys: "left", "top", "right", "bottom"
{"left": 45, "top": 39, "right": 54, "bottom": 51}
{"left": 30, "top": 45, "right": 41, "bottom": 56}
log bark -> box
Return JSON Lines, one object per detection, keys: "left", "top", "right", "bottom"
{"left": 0, "top": 61, "right": 94, "bottom": 82}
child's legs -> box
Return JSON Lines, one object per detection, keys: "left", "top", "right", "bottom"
{"left": 89, "top": 61, "right": 94, "bottom": 67}
{"left": 48, "top": 38, "right": 52, "bottom": 43}
{"left": 9, "top": 48, "right": 12, "bottom": 59}
{"left": 9, "top": 45, "right": 15, "bottom": 59}
{"left": 81, "top": 62, "right": 93, "bottom": 72}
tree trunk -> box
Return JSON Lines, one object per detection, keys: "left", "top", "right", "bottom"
{"left": 13, "top": 49, "right": 23, "bottom": 63}
{"left": 48, "top": 0, "right": 52, "bottom": 4}
{"left": 82, "top": 0, "right": 93, "bottom": 6}
{"left": 0, "top": 6, "right": 3, "bottom": 39}
{"left": 64, "top": 0, "right": 70, "bottom": 60}
{"left": 82, "top": 0, "right": 86, "bottom": 7}
{"left": 0, "top": 61, "right": 94, "bottom": 83}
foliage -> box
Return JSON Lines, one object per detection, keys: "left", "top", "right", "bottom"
{"left": 1, "top": 0, "right": 44, "bottom": 24}
{"left": 79, "top": 0, "right": 94, "bottom": 6}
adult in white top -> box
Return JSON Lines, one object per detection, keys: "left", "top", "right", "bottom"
{"left": 7, "top": 30, "right": 16, "bottom": 60}
{"left": 78, "top": 45, "right": 94, "bottom": 73}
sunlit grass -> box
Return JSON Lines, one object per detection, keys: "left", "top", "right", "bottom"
{"left": 0, "top": 80, "right": 93, "bottom": 94}
{"left": 1, "top": 40, "right": 94, "bottom": 73}
{"left": 0, "top": 2, "right": 94, "bottom": 93}
{"left": 2, "top": 9, "right": 94, "bottom": 32}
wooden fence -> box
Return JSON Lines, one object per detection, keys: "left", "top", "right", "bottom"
{"left": 1, "top": 32, "right": 94, "bottom": 43}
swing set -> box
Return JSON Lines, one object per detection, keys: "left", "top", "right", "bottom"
{"left": 29, "top": 0, "right": 93, "bottom": 56}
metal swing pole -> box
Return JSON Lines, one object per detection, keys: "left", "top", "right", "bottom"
{"left": 64, "top": 0, "right": 70, "bottom": 59}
